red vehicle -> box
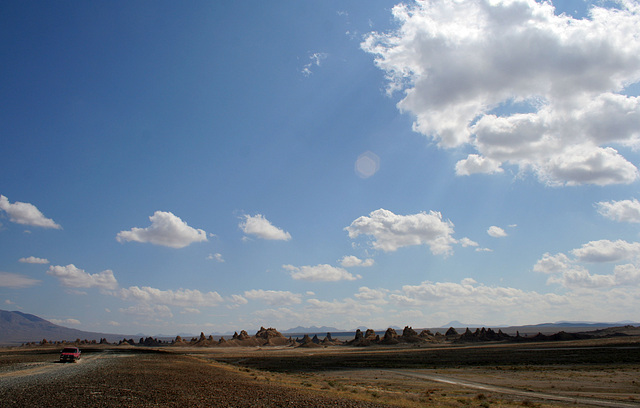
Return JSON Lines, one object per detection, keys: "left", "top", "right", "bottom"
{"left": 59, "top": 347, "right": 81, "bottom": 362}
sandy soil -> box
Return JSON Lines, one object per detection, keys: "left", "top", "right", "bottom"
{"left": 0, "top": 348, "right": 394, "bottom": 407}
{"left": 2, "top": 336, "right": 639, "bottom": 407}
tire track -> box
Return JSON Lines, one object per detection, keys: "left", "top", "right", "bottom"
{"left": 386, "top": 369, "right": 640, "bottom": 408}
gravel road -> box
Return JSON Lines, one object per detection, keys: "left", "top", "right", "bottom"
{"left": 0, "top": 349, "right": 393, "bottom": 407}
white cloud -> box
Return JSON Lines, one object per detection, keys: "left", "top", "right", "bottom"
{"left": 394, "top": 279, "right": 563, "bottom": 309}
{"left": 207, "top": 253, "right": 225, "bottom": 262}
{"left": 239, "top": 214, "right": 291, "bottom": 241}
{"left": 487, "top": 226, "right": 507, "bottom": 238}
{"left": 597, "top": 198, "right": 640, "bottom": 223}
{"left": 116, "top": 211, "right": 207, "bottom": 248}
{"left": 47, "top": 264, "right": 118, "bottom": 290}
{"left": 228, "top": 294, "right": 248, "bottom": 307}
{"left": 5, "top": 299, "right": 15, "bottom": 305}
{"left": 475, "top": 247, "right": 493, "bottom": 252}
{"left": 117, "top": 286, "right": 224, "bottom": 308}
{"left": 301, "top": 52, "right": 328, "bottom": 76}
{"left": 362, "top": 0, "right": 640, "bottom": 186}
{"left": 119, "top": 304, "right": 173, "bottom": 319}
{"left": 455, "top": 154, "right": 503, "bottom": 176}
{"left": 306, "top": 297, "right": 382, "bottom": 316}
{"left": 354, "top": 287, "right": 388, "bottom": 304}
{"left": 243, "top": 289, "right": 302, "bottom": 306}
{"left": 459, "top": 237, "right": 479, "bottom": 247}
{"left": 0, "top": 195, "right": 61, "bottom": 229}
{"left": 570, "top": 239, "right": 640, "bottom": 263}
{"left": 49, "top": 318, "right": 81, "bottom": 326}
{"left": 284, "top": 264, "right": 361, "bottom": 282}
{"left": 181, "top": 308, "right": 201, "bottom": 314}
{"left": 535, "top": 239, "right": 640, "bottom": 289}
{"left": 339, "top": 255, "right": 375, "bottom": 267}
{"left": 0, "top": 272, "right": 41, "bottom": 288}
{"left": 533, "top": 252, "right": 576, "bottom": 275}
{"left": 19, "top": 256, "right": 49, "bottom": 264}
{"left": 345, "top": 208, "right": 456, "bottom": 255}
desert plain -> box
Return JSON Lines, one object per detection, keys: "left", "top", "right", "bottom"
{"left": 1, "top": 328, "right": 639, "bottom": 407}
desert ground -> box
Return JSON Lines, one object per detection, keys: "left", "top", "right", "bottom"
{"left": 1, "top": 335, "right": 639, "bottom": 407}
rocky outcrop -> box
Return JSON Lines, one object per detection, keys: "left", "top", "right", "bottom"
{"left": 380, "top": 328, "right": 399, "bottom": 345}
{"left": 296, "top": 334, "right": 321, "bottom": 348}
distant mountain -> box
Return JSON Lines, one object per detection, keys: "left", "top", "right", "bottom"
{"left": 283, "top": 325, "right": 343, "bottom": 334}
{"left": 441, "top": 320, "right": 468, "bottom": 328}
{"left": 0, "top": 309, "right": 127, "bottom": 345}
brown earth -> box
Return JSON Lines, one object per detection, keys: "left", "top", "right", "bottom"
{"left": 0, "top": 348, "right": 393, "bottom": 407}
{"left": 2, "top": 335, "right": 640, "bottom": 407}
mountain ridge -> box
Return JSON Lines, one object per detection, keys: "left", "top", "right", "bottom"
{"left": 0, "top": 309, "right": 129, "bottom": 345}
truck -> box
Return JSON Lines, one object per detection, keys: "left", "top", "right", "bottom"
{"left": 59, "top": 347, "right": 81, "bottom": 362}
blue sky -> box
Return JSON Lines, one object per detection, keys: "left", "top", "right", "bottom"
{"left": 2, "top": 0, "right": 640, "bottom": 336}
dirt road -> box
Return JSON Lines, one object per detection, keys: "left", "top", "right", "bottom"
{"left": 0, "top": 349, "right": 392, "bottom": 407}
{"left": 388, "top": 369, "right": 640, "bottom": 408}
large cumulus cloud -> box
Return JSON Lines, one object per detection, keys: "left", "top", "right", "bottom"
{"left": 362, "top": 0, "right": 640, "bottom": 186}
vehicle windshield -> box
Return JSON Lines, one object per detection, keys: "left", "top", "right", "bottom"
{"left": 61, "top": 348, "right": 78, "bottom": 353}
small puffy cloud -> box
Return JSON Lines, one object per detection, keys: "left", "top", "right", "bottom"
{"left": 207, "top": 253, "right": 225, "bottom": 262}
{"left": 47, "top": 264, "right": 118, "bottom": 290}
{"left": 459, "top": 237, "right": 479, "bottom": 247}
{"left": 49, "top": 318, "right": 81, "bottom": 326}
{"left": 116, "top": 211, "right": 207, "bottom": 248}
{"left": 354, "top": 287, "right": 388, "bottom": 304}
{"left": 108, "top": 321, "right": 121, "bottom": 326}
{"left": 117, "top": 286, "right": 223, "bottom": 308}
{"left": 239, "top": 214, "right": 291, "bottom": 241}
{"left": 455, "top": 154, "right": 503, "bottom": 176}
{"left": 0, "top": 195, "right": 61, "bottom": 229}
{"left": 181, "top": 308, "right": 201, "bottom": 314}
{"left": 345, "top": 208, "right": 456, "bottom": 255}
{"left": 362, "top": 0, "right": 640, "bottom": 186}
{"left": 5, "top": 299, "right": 15, "bottom": 305}
{"left": 570, "top": 239, "right": 640, "bottom": 263}
{"left": 0, "top": 272, "right": 41, "bottom": 288}
{"left": 243, "top": 289, "right": 302, "bottom": 306}
{"left": 534, "top": 253, "right": 576, "bottom": 275}
{"left": 19, "top": 256, "right": 49, "bottom": 264}
{"left": 487, "top": 226, "right": 507, "bottom": 238}
{"left": 339, "top": 255, "right": 374, "bottom": 267}
{"left": 596, "top": 198, "right": 640, "bottom": 223}
{"left": 284, "top": 264, "right": 361, "bottom": 282}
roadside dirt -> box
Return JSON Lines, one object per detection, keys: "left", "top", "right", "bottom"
{"left": 2, "top": 337, "right": 639, "bottom": 407}
{"left": 0, "top": 349, "right": 394, "bottom": 407}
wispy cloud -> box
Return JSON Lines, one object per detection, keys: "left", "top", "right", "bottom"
{"left": 284, "top": 264, "right": 360, "bottom": 282}
{"left": 301, "top": 52, "right": 328, "bottom": 76}
{"left": 0, "top": 272, "right": 41, "bottom": 288}
{"left": 19, "top": 256, "right": 49, "bottom": 264}
{"left": 243, "top": 289, "right": 302, "bottom": 306}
